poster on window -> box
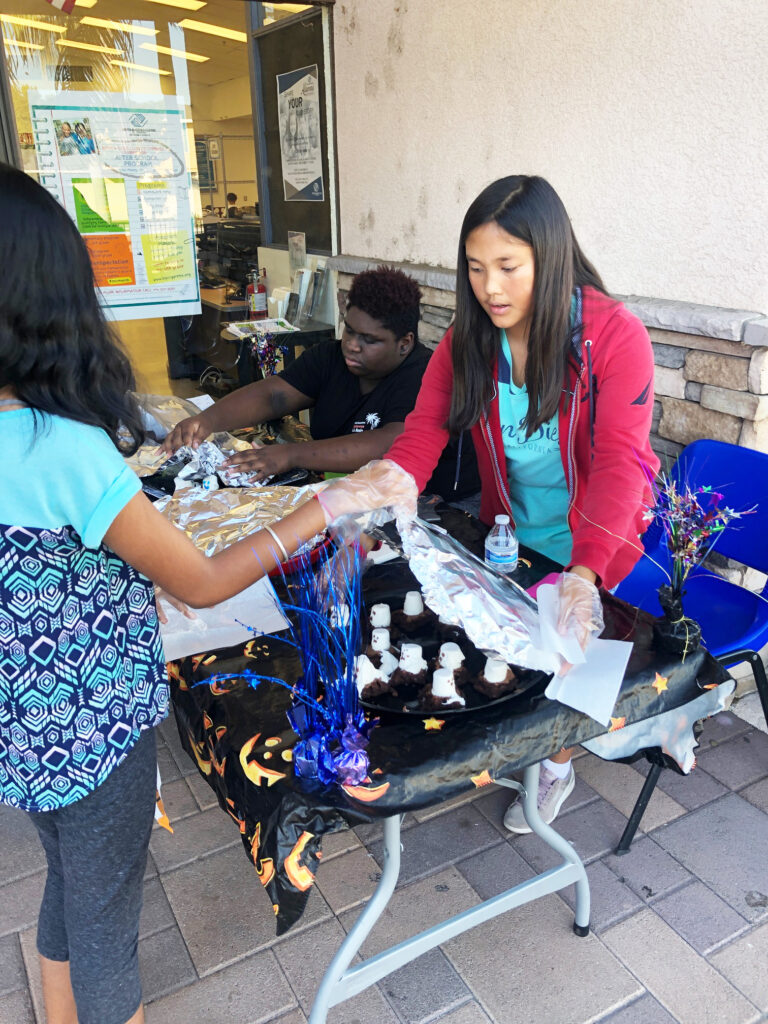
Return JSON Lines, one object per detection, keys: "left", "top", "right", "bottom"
{"left": 276, "top": 65, "right": 324, "bottom": 202}
{"left": 29, "top": 92, "right": 200, "bottom": 321}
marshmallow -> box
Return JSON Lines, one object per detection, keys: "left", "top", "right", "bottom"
{"left": 330, "top": 604, "right": 350, "bottom": 628}
{"left": 355, "top": 655, "right": 381, "bottom": 695}
{"left": 371, "top": 628, "right": 390, "bottom": 653}
{"left": 403, "top": 591, "right": 424, "bottom": 616}
{"left": 379, "top": 650, "right": 398, "bottom": 676}
{"left": 438, "top": 642, "right": 464, "bottom": 672}
{"left": 355, "top": 652, "right": 397, "bottom": 696}
{"left": 431, "top": 668, "right": 466, "bottom": 705}
{"left": 399, "top": 643, "right": 427, "bottom": 675}
{"left": 483, "top": 658, "right": 509, "bottom": 683}
{"left": 369, "top": 603, "right": 391, "bottom": 628}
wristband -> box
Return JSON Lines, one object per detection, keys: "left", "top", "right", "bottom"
{"left": 264, "top": 524, "right": 289, "bottom": 563}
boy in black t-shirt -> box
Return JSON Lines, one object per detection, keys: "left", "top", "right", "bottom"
{"left": 163, "top": 267, "right": 479, "bottom": 499}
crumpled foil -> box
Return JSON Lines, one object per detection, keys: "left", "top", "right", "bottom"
{"left": 583, "top": 678, "right": 735, "bottom": 771}
{"left": 155, "top": 483, "right": 326, "bottom": 557}
{"left": 126, "top": 434, "right": 259, "bottom": 483}
{"left": 172, "top": 438, "right": 266, "bottom": 488}
{"left": 396, "top": 515, "right": 560, "bottom": 674}
{"left": 127, "top": 394, "right": 260, "bottom": 482}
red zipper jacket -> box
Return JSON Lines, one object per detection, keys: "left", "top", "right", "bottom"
{"left": 385, "top": 287, "right": 660, "bottom": 589}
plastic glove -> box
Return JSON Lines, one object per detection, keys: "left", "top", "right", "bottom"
{"left": 555, "top": 572, "right": 604, "bottom": 653}
{"left": 316, "top": 459, "right": 418, "bottom": 526}
{"left": 316, "top": 543, "right": 361, "bottom": 606}
{"left": 155, "top": 587, "right": 198, "bottom": 625}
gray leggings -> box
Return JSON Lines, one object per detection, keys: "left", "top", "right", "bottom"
{"left": 29, "top": 727, "right": 157, "bottom": 1024}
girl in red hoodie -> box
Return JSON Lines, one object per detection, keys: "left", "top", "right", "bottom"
{"left": 331, "top": 175, "right": 659, "bottom": 830}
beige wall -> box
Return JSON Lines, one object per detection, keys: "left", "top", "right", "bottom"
{"left": 332, "top": 0, "right": 767, "bottom": 313}
{"left": 192, "top": 114, "right": 258, "bottom": 211}
{"left": 191, "top": 74, "right": 257, "bottom": 211}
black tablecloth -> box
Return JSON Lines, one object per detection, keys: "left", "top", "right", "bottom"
{"left": 170, "top": 509, "right": 727, "bottom": 932}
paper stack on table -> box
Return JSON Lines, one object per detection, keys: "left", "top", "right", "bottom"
{"left": 158, "top": 577, "right": 289, "bottom": 662}
{"left": 225, "top": 318, "right": 299, "bottom": 339}
{"left": 537, "top": 582, "right": 632, "bottom": 725}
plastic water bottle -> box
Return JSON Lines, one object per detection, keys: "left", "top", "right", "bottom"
{"left": 485, "top": 514, "right": 519, "bottom": 574}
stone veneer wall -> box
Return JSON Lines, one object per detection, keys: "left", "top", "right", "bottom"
{"left": 334, "top": 257, "right": 768, "bottom": 589}
{"left": 336, "top": 260, "right": 768, "bottom": 458}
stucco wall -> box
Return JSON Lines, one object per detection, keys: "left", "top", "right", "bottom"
{"left": 332, "top": 0, "right": 767, "bottom": 313}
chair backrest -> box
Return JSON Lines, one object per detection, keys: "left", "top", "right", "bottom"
{"left": 669, "top": 439, "right": 768, "bottom": 576}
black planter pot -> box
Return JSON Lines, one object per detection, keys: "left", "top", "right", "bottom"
{"left": 653, "top": 584, "right": 702, "bottom": 656}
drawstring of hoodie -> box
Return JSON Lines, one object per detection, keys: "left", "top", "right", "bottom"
{"left": 586, "top": 338, "right": 595, "bottom": 449}
{"left": 453, "top": 431, "right": 464, "bottom": 492}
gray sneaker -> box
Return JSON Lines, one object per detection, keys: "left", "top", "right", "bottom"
{"left": 503, "top": 764, "right": 575, "bottom": 834}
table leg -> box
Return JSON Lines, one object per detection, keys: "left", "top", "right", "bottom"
{"left": 501, "top": 763, "right": 591, "bottom": 935}
{"left": 309, "top": 764, "right": 591, "bottom": 1022}
{"left": 309, "top": 814, "right": 403, "bottom": 1023}
{"left": 613, "top": 761, "right": 664, "bottom": 856}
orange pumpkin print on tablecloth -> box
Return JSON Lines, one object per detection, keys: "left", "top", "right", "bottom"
{"left": 284, "top": 831, "right": 315, "bottom": 891}
{"left": 240, "top": 733, "right": 288, "bottom": 787}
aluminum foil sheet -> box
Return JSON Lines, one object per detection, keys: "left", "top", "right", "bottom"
{"left": 127, "top": 394, "right": 260, "bottom": 482}
{"left": 583, "top": 677, "right": 735, "bottom": 771}
{"left": 126, "top": 444, "right": 173, "bottom": 478}
{"left": 173, "top": 438, "right": 267, "bottom": 488}
{"left": 155, "top": 483, "right": 326, "bottom": 557}
{"left": 134, "top": 393, "right": 203, "bottom": 440}
{"left": 396, "top": 515, "right": 561, "bottom": 674}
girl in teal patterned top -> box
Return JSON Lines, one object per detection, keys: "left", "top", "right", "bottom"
{"left": 0, "top": 164, "right": 402, "bottom": 1024}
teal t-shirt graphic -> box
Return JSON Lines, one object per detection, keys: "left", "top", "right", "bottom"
{"left": 498, "top": 331, "right": 572, "bottom": 565}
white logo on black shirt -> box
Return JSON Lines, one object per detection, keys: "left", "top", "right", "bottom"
{"left": 352, "top": 411, "right": 381, "bottom": 432}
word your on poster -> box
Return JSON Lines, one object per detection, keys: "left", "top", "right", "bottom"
{"left": 276, "top": 65, "right": 324, "bottom": 202}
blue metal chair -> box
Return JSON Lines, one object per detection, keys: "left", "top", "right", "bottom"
{"left": 613, "top": 438, "right": 768, "bottom": 853}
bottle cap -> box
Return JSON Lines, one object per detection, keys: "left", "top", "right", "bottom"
{"left": 495, "top": 514, "right": 510, "bottom": 525}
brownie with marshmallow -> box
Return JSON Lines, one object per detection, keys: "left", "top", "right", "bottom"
{"left": 355, "top": 652, "right": 396, "bottom": 701}
{"left": 388, "top": 642, "right": 429, "bottom": 693}
{"left": 429, "top": 641, "right": 470, "bottom": 688}
{"left": 421, "top": 667, "right": 466, "bottom": 711}
{"left": 391, "top": 590, "right": 437, "bottom": 637}
{"left": 473, "top": 656, "right": 518, "bottom": 699}
{"left": 364, "top": 627, "right": 398, "bottom": 671}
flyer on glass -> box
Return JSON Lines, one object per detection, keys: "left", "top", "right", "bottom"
{"left": 29, "top": 91, "right": 201, "bottom": 321}
{"left": 276, "top": 65, "right": 324, "bottom": 202}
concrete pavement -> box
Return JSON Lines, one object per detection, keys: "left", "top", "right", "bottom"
{"left": 2, "top": 701, "right": 767, "bottom": 1024}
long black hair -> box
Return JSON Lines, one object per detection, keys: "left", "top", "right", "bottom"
{"left": 447, "top": 175, "right": 607, "bottom": 438}
{"left": 0, "top": 163, "right": 145, "bottom": 453}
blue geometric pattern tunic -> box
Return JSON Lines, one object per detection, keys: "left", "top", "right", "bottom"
{"left": 0, "top": 409, "right": 168, "bottom": 812}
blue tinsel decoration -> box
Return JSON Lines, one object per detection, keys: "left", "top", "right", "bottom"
{"left": 206, "top": 543, "right": 374, "bottom": 788}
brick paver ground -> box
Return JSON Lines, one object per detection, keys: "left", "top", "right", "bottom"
{"left": 2, "top": 700, "right": 766, "bottom": 1024}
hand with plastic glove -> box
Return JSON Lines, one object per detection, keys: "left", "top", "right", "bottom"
{"left": 154, "top": 586, "right": 198, "bottom": 625}
{"left": 317, "top": 541, "right": 361, "bottom": 605}
{"left": 555, "top": 570, "right": 604, "bottom": 655}
{"left": 316, "top": 459, "right": 418, "bottom": 526}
